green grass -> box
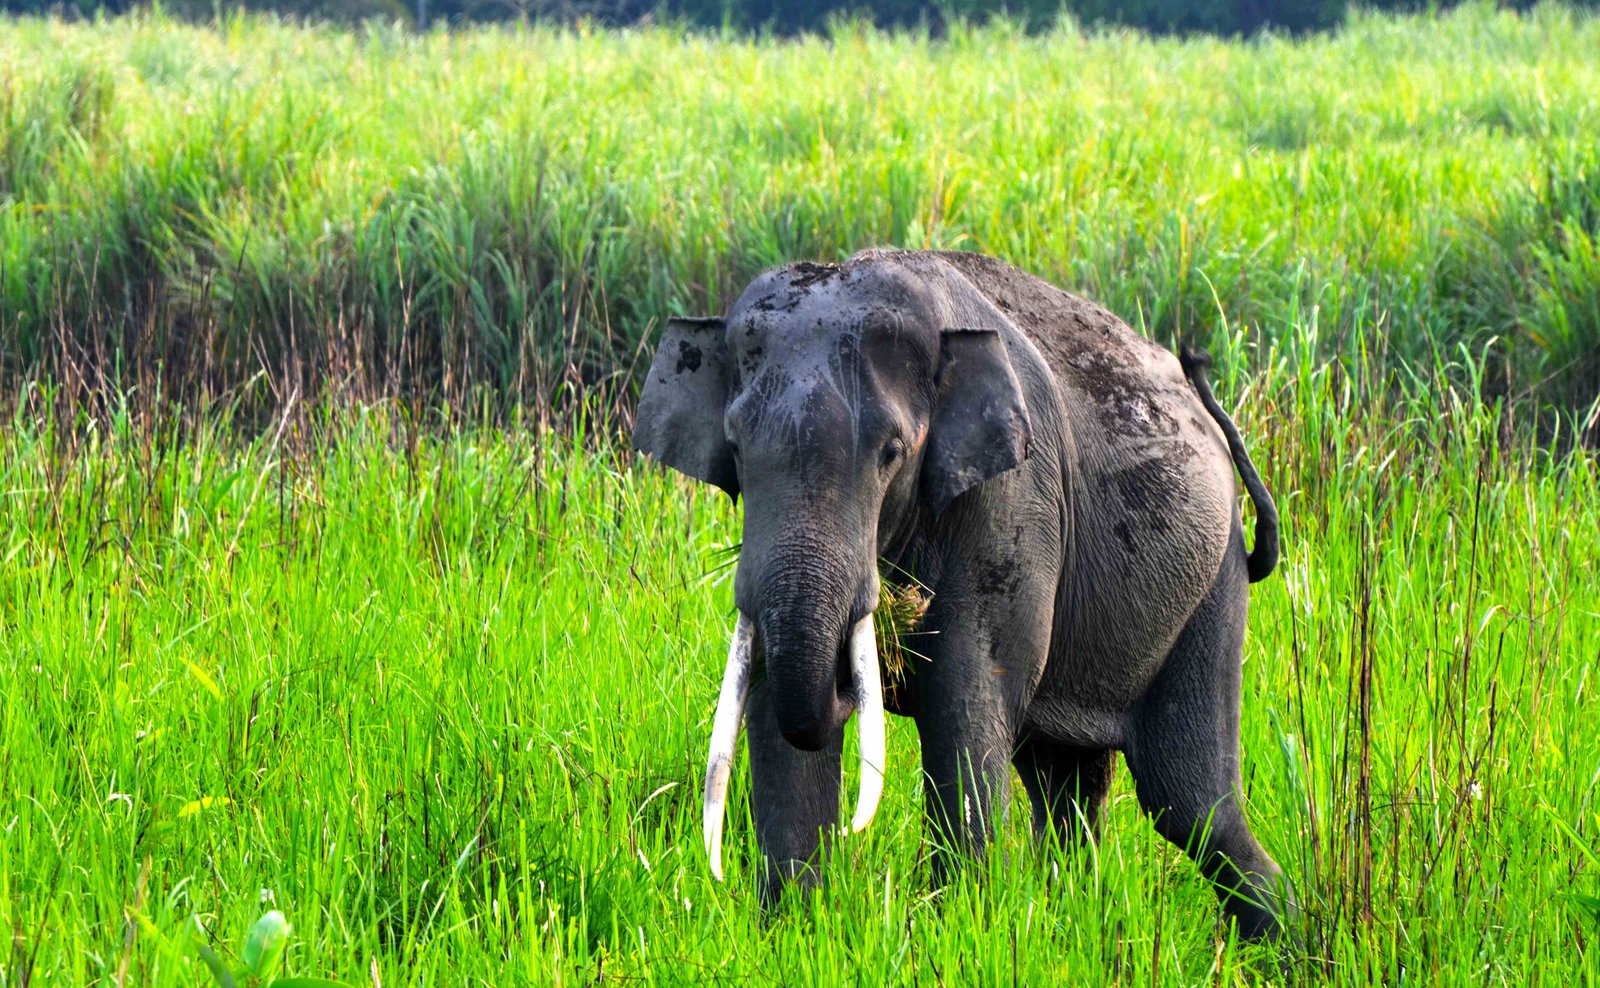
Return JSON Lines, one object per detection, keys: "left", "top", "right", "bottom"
{"left": 2, "top": 347, "right": 1598, "bottom": 983}
{"left": 1, "top": 5, "right": 1598, "bottom": 419}
{"left": 4, "top": 6, "right": 1600, "bottom": 984}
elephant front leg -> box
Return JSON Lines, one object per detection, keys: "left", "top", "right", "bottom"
{"left": 744, "top": 677, "right": 843, "bottom": 904}
{"left": 914, "top": 683, "right": 1016, "bottom": 886}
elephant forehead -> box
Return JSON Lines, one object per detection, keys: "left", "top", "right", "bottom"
{"left": 733, "top": 300, "right": 879, "bottom": 345}
{"left": 731, "top": 360, "right": 876, "bottom": 438}
{"left": 732, "top": 259, "right": 875, "bottom": 319}
{"left": 731, "top": 305, "right": 931, "bottom": 385}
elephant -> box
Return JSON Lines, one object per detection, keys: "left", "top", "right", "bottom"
{"left": 631, "top": 249, "right": 1287, "bottom": 938}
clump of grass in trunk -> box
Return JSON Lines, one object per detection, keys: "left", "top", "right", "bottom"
{"left": 877, "top": 573, "right": 932, "bottom": 694}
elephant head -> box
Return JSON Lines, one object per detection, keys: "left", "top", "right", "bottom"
{"left": 632, "top": 263, "right": 1032, "bottom": 876}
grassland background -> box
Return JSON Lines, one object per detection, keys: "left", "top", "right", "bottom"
{"left": 2, "top": 3, "right": 1599, "bottom": 425}
{"left": 2, "top": 4, "right": 1600, "bottom": 985}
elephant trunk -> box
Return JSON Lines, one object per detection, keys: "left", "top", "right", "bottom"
{"left": 757, "top": 599, "right": 854, "bottom": 753}
{"left": 746, "top": 522, "right": 880, "bottom": 747}
{"left": 701, "top": 611, "right": 885, "bottom": 881}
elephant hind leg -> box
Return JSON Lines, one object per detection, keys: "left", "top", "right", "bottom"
{"left": 1013, "top": 738, "right": 1116, "bottom": 846}
{"left": 745, "top": 677, "right": 843, "bottom": 905}
{"left": 1123, "top": 542, "right": 1288, "bottom": 940}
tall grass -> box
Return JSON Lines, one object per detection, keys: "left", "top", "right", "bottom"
{"left": 1, "top": 336, "right": 1597, "bottom": 983}
{"left": 1, "top": 5, "right": 1598, "bottom": 428}
{"left": 3, "top": 6, "right": 1600, "bottom": 984}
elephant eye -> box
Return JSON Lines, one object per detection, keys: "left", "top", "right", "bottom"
{"left": 880, "top": 438, "right": 905, "bottom": 470}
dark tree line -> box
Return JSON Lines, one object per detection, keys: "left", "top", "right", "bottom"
{"left": 7, "top": 0, "right": 1588, "bottom": 35}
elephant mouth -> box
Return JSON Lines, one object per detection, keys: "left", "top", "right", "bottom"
{"left": 700, "top": 612, "right": 885, "bottom": 881}
{"left": 765, "top": 631, "right": 855, "bottom": 752}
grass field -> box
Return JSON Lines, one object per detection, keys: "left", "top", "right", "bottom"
{"left": 3, "top": 354, "right": 1598, "bottom": 984}
{"left": 3, "top": 4, "right": 1600, "bottom": 986}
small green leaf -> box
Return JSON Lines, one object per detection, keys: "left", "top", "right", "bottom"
{"left": 242, "top": 910, "right": 291, "bottom": 979}
{"left": 186, "top": 659, "right": 224, "bottom": 701}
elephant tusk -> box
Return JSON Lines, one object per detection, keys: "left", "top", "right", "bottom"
{"left": 847, "top": 614, "right": 886, "bottom": 834}
{"left": 704, "top": 612, "right": 755, "bottom": 881}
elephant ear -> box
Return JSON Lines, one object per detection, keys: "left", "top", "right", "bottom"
{"left": 632, "top": 316, "right": 739, "bottom": 499}
{"left": 922, "top": 327, "right": 1032, "bottom": 516}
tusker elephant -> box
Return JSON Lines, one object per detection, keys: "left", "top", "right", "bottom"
{"left": 632, "top": 249, "right": 1287, "bottom": 938}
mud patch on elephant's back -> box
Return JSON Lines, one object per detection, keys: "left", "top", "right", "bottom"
{"left": 1099, "top": 445, "right": 1196, "bottom": 554}
{"left": 789, "top": 261, "right": 842, "bottom": 290}
{"left": 1066, "top": 348, "right": 1182, "bottom": 443}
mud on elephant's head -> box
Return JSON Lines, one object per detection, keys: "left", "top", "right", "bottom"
{"left": 636, "top": 261, "right": 1032, "bottom": 746}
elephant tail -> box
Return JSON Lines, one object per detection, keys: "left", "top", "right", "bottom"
{"left": 1178, "top": 345, "right": 1279, "bottom": 583}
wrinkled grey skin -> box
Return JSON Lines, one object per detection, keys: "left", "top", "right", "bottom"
{"left": 633, "top": 249, "right": 1286, "bottom": 938}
